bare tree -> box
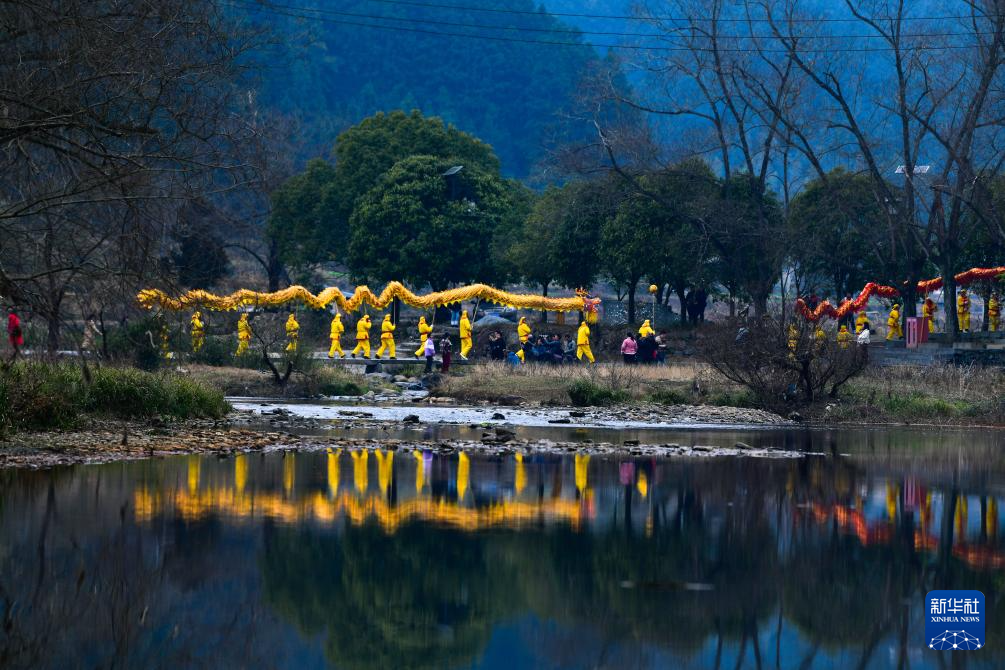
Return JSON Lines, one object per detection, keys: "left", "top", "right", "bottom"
{"left": 0, "top": 0, "right": 273, "bottom": 351}
{"left": 757, "top": 0, "right": 1005, "bottom": 333}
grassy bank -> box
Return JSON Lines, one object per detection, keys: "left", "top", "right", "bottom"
{"left": 433, "top": 361, "right": 1005, "bottom": 425}
{"left": 185, "top": 363, "right": 366, "bottom": 397}
{"left": 0, "top": 362, "right": 229, "bottom": 434}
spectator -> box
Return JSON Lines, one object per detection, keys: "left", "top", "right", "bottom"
{"left": 637, "top": 332, "right": 657, "bottom": 364}
{"left": 488, "top": 330, "right": 506, "bottom": 360}
{"left": 857, "top": 322, "right": 872, "bottom": 345}
{"left": 655, "top": 330, "right": 669, "bottom": 363}
{"left": 620, "top": 333, "right": 637, "bottom": 364}
{"left": 521, "top": 339, "right": 534, "bottom": 363}
{"left": 694, "top": 287, "right": 708, "bottom": 323}
{"left": 438, "top": 333, "right": 453, "bottom": 373}
{"left": 82, "top": 314, "right": 103, "bottom": 360}
{"left": 546, "top": 334, "right": 564, "bottom": 363}
{"left": 506, "top": 350, "right": 521, "bottom": 366}
{"left": 423, "top": 331, "right": 437, "bottom": 373}
{"left": 6, "top": 307, "right": 23, "bottom": 361}
{"left": 561, "top": 334, "right": 575, "bottom": 362}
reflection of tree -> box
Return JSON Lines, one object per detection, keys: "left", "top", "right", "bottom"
{"left": 261, "top": 521, "right": 517, "bottom": 670}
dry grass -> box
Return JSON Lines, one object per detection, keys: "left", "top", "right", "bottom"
{"left": 438, "top": 360, "right": 1005, "bottom": 424}
{"left": 820, "top": 363, "right": 1005, "bottom": 425}
{"left": 434, "top": 361, "right": 739, "bottom": 405}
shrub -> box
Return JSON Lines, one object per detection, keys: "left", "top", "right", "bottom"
{"left": 698, "top": 317, "right": 869, "bottom": 410}
{"left": 647, "top": 387, "right": 690, "bottom": 405}
{"left": 313, "top": 368, "right": 365, "bottom": 396}
{"left": 568, "top": 379, "right": 629, "bottom": 407}
{"left": 0, "top": 362, "right": 228, "bottom": 434}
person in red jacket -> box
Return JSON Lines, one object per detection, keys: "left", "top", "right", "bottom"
{"left": 7, "top": 307, "right": 24, "bottom": 360}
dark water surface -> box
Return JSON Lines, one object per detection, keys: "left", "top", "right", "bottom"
{"left": 2, "top": 428, "right": 1004, "bottom": 669}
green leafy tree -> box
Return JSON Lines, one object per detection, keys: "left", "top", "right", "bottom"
{"left": 788, "top": 169, "right": 890, "bottom": 299}
{"left": 332, "top": 110, "right": 500, "bottom": 222}
{"left": 347, "top": 156, "right": 509, "bottom": 289}
{"left": 266, "top": 159, "right": 343, "bottom": 271}
{"left": 267, "top": 111, "right": 501, "bottom": 272}
{"left": 490, "top": 180, "right": 536, "bottom": 284}
{"left": 708, "top": 175, "right": 787, "bottom": 315}
{"left": 549, "top": 179, "right": 620, "bottom": 291}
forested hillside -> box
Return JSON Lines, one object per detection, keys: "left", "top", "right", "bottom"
{"left": 240, "top": 0, "right": 598, "bottom": 177}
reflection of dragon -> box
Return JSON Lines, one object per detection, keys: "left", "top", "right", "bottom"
{"left": 796, "top": 266, "right": 1005, "bottom": 322}
{"left": 138, "top": 281, "right": 599, "bottom": 316}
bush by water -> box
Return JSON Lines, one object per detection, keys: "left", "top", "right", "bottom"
{"left": 0, "top": 362, "right": 229, "bottom": 433}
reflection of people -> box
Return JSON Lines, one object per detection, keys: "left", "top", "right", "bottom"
{"left": 376, "top": 314, "right": 396, "bottom": 359}
{"left": 328, "top": 313, "right": 344, "bottom": 358}
{"left": 886, "top": 304, "right": 902, "bottom": 340}
{"left": 458, "top": 310, "right": 472, "bottom": 359}
{"left": 352, "top": 314, "right": 371, "bottom": 358}
{"left": 191, "top": 311, "right": 205, "bottom": 352}
{"left": 923, "top": 296, "right": 937, "bottom": 333}
{"left": 284, "top": 313, "right": 299, "bottom": 353}
{"left": 516, "top": 317, "right": 531, "bottom": 362}
{"left": 576, "top": 320, "right": 595, "bottom": 364}
{"left": 958, "top": 289, "right": 971, "bottom": 332}
{"left": 414, "top": 316, "right": 432, "bottom": 357}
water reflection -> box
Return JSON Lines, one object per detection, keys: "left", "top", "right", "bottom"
{"left": 1, "top": 444, "right": 1004, "bottom": 669}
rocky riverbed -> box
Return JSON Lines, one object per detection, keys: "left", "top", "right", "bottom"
{"left": 0, "top": 401, "right": 794, "bottom": 469}
{"left": 232, "top": 400, "right": 788, "bottom": 431}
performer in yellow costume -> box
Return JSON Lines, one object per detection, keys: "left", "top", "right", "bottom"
{"left": 413, "top": 316, "right": 432, "bottom": 357}
{"left": 352, "top": 314, "right": 372, "bottom": 358}
{"left": 516, "top": 316, "right": 531, "bottom": 362}
{"left": 459, "top": 309, "right": 472, "bottom": 359}
{"left": 989, "top": 291, "right": 1000, "bottom": 332}
{"left": 787, "top": 323, "right": 799, "bottom": 354}
{"left": 236, "top": 313, "right": 251, "bottom": 356}
{"left": 328, "top": 312, "right": 345, "bottom": 358}
{"left": 837, "top": 325, "right": 852, "bottom": 349}
{"left": 855, "top": 310, "right": 869, "bottom": 334}
{"left": 957, "top": 289, "right": 971, "bottom": 332}
{"left": 284, "top": 313, "right": 299, "bottom": 352}
{"left": 576, "top": 320, "right": 595, "bottom": 363}
{"left": 190, "top": 311, "right": 205, "bottom": 352}
{"left": 886, "top": 304, "right": 902, "bottom": 340}
{"left": 922, "top": 296, "right": 937, "bottom": 333}
{"left": 638, "top": 319, "right": 655, "bottom": 338}
{"left": 376, "top": 314, "right": 396, "bottom": 359}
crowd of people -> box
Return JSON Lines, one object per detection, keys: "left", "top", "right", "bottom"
{"left": 620, "top": 320, "right": 670, "bottom": 364}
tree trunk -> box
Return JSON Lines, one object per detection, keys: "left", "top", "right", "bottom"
{"left": 626, "top": 278, "right": 639, "bottom": 324}
{"left": 942, "top": 271, "right": 959, "bottom": 342}
{"left": 980, "top": 284, "right": 991, "bottom": 331}
{"left": 753, "top": 292, "right": 768, "bottom": 318}
{"left": 46, "top": 315, "right": 60, "bottom": 357}
{"left": 267, "top": 238, "right": 285, "bottom": 292}
{"left": 675, "top": 287, "right": 687, "bottom": 323}
{"left": 540, "top": 282, "right": 549, "bottom": 323}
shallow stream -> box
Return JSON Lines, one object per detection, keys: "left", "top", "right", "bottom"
{"left": 1, "top": 405, "right": 1003, "bottom": 668}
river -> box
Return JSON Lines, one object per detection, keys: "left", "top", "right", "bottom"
{"left": 0, "top": 411, "right": 1003, "bottom": 669}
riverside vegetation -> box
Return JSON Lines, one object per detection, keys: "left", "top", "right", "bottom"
{"left": 433, "top": 361, "right": 1005, "bottom": 426}
{"left": 0, "top": 362, "right": 228, "bottom": 435}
